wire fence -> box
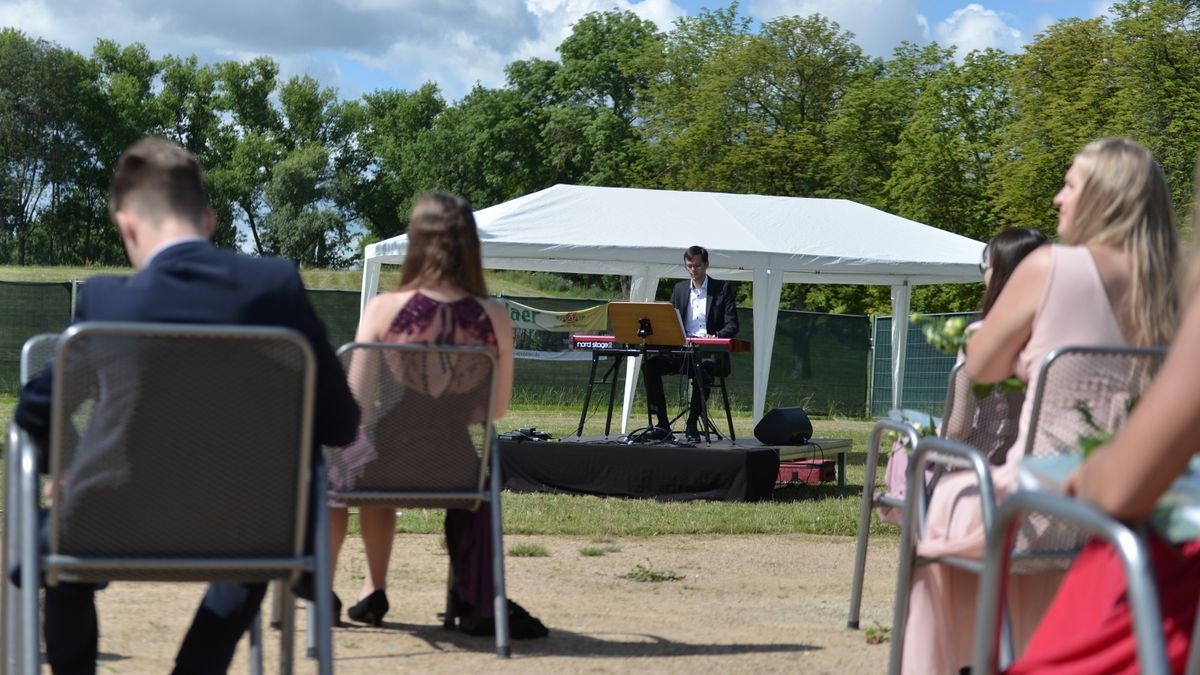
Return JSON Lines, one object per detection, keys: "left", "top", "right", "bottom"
{"left": 0, "top": 281, "right": 965, "bottom": 418}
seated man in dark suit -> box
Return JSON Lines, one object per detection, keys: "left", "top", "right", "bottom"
{"left": 14, "top": 137, "right": 360, "bottom": 675}
{"left": 642, "top": 245, "right": 739, "bottom": 442}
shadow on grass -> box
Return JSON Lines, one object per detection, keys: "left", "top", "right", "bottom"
{"left": 771, "top": 483, "right": 862, "bottom": 502}
{"left": 332, "top": 619, "right": 820, "bottom": 660}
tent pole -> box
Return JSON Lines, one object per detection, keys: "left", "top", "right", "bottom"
{"left": 620, "top": 268, "right": 657, "bottom": 434}
{"left": 889, "top": 282, "right": 912, "bottom": 412}
{"left": 360, "top": 258, "right": 382, "bottom": 318}
{"left": 751, "top": 266, "right": 783, "bottom": 423}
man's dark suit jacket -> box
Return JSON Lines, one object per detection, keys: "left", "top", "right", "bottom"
{"left": 670, "top": 276, "right": 739, "bottom": 339}
{"left": 15, "top": 240, "right": 360, "bottom": 454}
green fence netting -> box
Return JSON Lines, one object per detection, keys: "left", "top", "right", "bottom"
{"left": 0, "top": 281, "right": 74, "bottom": 390}
{"left": 0, "top": 282, "right": 969, "bottom": 422}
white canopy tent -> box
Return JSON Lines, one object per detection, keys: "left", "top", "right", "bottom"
{"left": 361, "top": 184, "right": 985, "bottom": 429}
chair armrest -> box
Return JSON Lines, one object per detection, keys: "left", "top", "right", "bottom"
{"left": 971, "top": 489, "right": 1168, "bottom": 675}
{"left": 906, "top": 437, "right": 995, "bottom": 538}
{"left": 863, "top": 419, "right": 921, "bottom": 501}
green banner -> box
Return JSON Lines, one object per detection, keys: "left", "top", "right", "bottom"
{"left": 502, "top": 298, "right": 608, "bottom": 333}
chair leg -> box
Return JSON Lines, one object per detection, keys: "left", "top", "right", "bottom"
{"left": 3, "top": 434, "right": 21, "bottom": 675}
{"left": 489, "top": 436, "right": 511, "bottom": 658}
{"left": 848, "top": 424, "right": 888, "bottom": 629}
{"left": 19, "top": 441, "right": 41, "bottom": 674}
{"left": 278, "top": 588, "right": 295, "bottom": 675}
{"left": 270, "top": 579, "right": 285, "bottom": 629}
{"left": 311, "top": 465, "right": 335, "bottom": 675}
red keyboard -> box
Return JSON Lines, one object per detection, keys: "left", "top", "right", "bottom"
{"left": 569, "top": 334, "right": 750, "bottom": 353}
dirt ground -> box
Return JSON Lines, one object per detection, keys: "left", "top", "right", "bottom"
{"left": 9, "top": 533, "right": 899, "bottom": 673}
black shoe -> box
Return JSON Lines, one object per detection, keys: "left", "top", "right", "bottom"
{"left": 455, "top": 595, "right": 549, "bottom": 640}
{"left": 644, "top": 425, "right": 673, "bottom": 441}
{"left": 684, "top": 421, "right": 701, "bottom": 444}
{"left": 347, "top": 589, "right": 389, "bottom": 626}
{"left": 333, "top": 592, "right": 343, "bottom": 627}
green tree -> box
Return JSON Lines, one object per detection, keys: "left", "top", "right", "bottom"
{"left": 992, "top": 18, "right": 1115, "bottom": 235}
{"left": 0, "top": 31, "right": 96, "bottom": 264}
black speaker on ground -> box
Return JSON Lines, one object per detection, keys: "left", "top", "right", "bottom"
{"left": 754, "top": 407, "right": 813, "bottom": 445}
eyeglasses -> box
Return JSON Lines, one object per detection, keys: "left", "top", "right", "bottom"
{"left": 684, "top": 262, "right": 707, "bottom": 270}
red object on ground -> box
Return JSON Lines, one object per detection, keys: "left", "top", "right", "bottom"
{"left": 776, "top": 459, "right": 836, "bottom": 485}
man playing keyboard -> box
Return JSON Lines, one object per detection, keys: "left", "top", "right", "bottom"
{"left": 643, "top": 245, "right": 739, "bottom": 442}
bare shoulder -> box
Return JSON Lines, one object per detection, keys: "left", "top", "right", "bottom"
{"left": 360, "top": 291, "right": 415, "bottom": 336}
{"left": 479, "top": 297, "right": 512, "bottom": 328}
{"left": 365, "top": 290, "right": 413, "bottom": 317}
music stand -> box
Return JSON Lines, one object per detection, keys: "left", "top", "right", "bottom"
{"left": 608, "top": 302, "right": 717, "bottom": 444}
{"left": 608, "top": 302, "right": 686, "bottom": 348}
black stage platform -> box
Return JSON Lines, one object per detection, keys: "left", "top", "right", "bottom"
{"left": 499, "top": 436, "right": 853, "bottom": 502}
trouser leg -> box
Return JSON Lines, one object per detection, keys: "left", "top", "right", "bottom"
{"left": 643, "top": 354, "right": 682, "bottom": 428}
{"left": 687, "top": 360, "right": 716, "bottom": 426}
{"left": 173, "top": 582, "right": 268, "bottom": 675}
{"left": 45, "top": 582, "right": 99, "bottom": 675}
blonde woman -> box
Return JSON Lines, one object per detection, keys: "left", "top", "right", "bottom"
{"left": 902, "top": 138, "right": 1180, "bottom": 673}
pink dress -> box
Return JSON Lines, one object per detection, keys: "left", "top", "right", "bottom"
{"left": 901, "top": 246, "right": 1129, "bottom": 673}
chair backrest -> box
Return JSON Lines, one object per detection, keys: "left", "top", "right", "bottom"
{"left": 45, "top": 322, "right": 317, "bottom": 581}
{"left": 20, "top": 333, "right": 60, "bottom": 385}
{"left": 1012, "top": 345, "right": 1167, "bottom": 568}
{"left": 325, "top": 342, "right": 497, "bottom": 510}
{"left": 940, "top": 362, "right": 1024, "bottom": 466}
{"left": 1023, "top": 345, "right": 1166, "bottom": 461}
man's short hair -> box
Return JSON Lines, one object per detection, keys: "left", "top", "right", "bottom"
{"left": 108, "top": 137, "right": 208, "bottom": 227}
{"left": 684, "top": 245, "right": 709, "bottom": 264}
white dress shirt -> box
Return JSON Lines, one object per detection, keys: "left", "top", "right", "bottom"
{"left": 685, "top": 277, "right": 709, "bottom": 337}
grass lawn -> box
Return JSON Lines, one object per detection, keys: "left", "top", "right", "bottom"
{"left": 0, "top": 395, "right": 895, "bottom": 539}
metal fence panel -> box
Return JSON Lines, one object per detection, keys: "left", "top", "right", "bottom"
{"left": 870, "top": 313, "right": 977, "bottom": 417}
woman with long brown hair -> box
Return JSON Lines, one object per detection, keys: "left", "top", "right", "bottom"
{"left": 328, "top": 193, "right": 547, "bottom": 638}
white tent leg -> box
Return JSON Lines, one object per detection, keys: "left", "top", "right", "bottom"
{"left": 360, "top": 259, "right": 383, "bottom": 317}
{"left": 890, "top": 282, "right": 912, "bottom": 411}
{"left": 751, "top": 266, "right": 783, "bottom": 423}
{"left": 620, "top": 268, "right": 658, "bottom": 434}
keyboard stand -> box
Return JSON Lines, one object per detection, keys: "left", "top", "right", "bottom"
{"left": 575, "top": 348, "right": 627, "bottom": 438}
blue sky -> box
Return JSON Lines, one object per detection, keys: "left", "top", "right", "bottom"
{"left": 1, "top": 0, "right": 1111, "bottom": 101}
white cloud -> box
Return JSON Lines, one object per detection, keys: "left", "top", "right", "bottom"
{"left": 0, "top": 0, "right": 685, "bottom": 99}
{"left": 511, "top": 0, "right": 686, "bottom": 66}
{"left": 933, "top": 3, "right": 1023, "bottom": 56}
{"left": 747, "top": 0, "right": 930, "bottom": 57}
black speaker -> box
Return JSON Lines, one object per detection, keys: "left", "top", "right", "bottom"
{"left": 754, "top": 407, "right": 813, "bottom": 445}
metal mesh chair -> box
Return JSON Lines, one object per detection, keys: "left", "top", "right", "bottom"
{"left": 971, "top": 490, "right": 1169, "bottom": 675}
{"left": 888, "top": 345, "right": 1166, "bottom": 673}
{"left": 6, "top": 322, "right": 334, "bottom": 674}
{"left": 324, "top": 342, "right": 512, "bottom": 658}
{"left": 847, "top": 362, "right": 1023, "bottom": 630}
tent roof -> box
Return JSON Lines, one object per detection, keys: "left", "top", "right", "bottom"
{"left": 365, "top": 184, "right": 985, "bottom": 285}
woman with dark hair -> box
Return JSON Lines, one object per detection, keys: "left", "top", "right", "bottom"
{"left": 979, "top": 228, "right": 1050, "bottom": 317}
{"left": 328, "top": 193, "right": 548, "bottom": 638}
{"left": 902, "top": 138, "right": 1181, "bottom": 673}
{"left": 879, "top": 228, "right": 1047, "bottom": 525}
